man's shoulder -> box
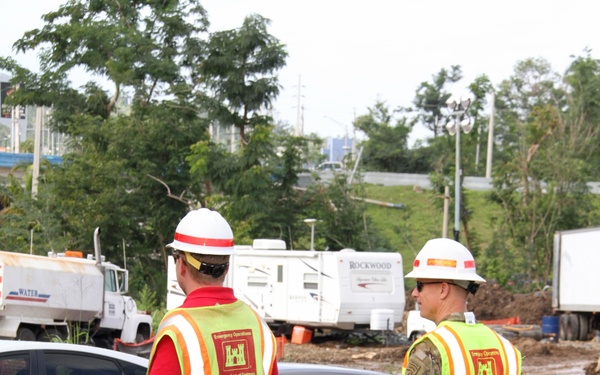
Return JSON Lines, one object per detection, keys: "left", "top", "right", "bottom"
{"left": 405, "top": 339, "right": 442, "bottom": 375}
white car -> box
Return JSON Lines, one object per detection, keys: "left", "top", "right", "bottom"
{"left": 0, "top": 339, "right": 390, "bottom": 375}
{"left": 0, "top": 340, "right": 148, "bottom": 375}
{"left": 316, "top": 161, "right": 343, "bottom": 171}
{"left": 279, "top": 363, "right": 388, "bottom": 375}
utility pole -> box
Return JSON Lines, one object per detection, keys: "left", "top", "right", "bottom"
{"left": 32, "top": 106, "right": 43, "bottom": 198}
{"left": 11, "top": 105, "right": 20, "bottom": 153}
{"left": 442, "top": 186, "right": 450, "bottom": 238}
{"left": 486, "top": 92, "right": 495, "bottom": 179}
{"left": 295, "top": 75, "right": 303, "bottom": 136}
{"left": 352, "top": 109, "right": 357, "bottom": 161}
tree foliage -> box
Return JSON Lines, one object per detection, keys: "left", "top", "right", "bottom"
{"left": 354, "top": 101, "right": 413, "bottom": 172}
{"left": 489, "top": 56, "right": 600, "bottom": 288}
{"left": 412, "top": 66, "right": 462, "bottom": 138}
{"left": 2, "top": 1, "right": 600, "bottom": 299}
{"left": 196, "top": 14, "right": 287, "bottom": 144}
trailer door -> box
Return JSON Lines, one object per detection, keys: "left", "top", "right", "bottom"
{"left": 270, "top": 262, "right": 288, "bottom": 321}
{"left": 286, "top": 256, "right": 321, "bottom": 324}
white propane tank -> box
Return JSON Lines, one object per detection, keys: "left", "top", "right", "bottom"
{"left": 370, "top": 309, "right": 395, "bottom": 330}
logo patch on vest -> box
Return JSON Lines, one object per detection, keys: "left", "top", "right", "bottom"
{"left": 470, "top": 348, "right": 504, "bottom": 374}
{"left": 213, "top": 329, "right": 257, "bottom": 374}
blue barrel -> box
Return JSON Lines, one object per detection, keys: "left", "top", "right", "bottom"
{"left": 541, "top": 315, "right": 560, "bottom": 343}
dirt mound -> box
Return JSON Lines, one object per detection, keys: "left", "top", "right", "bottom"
{"left": 406, "top": 282, "right": 554, "bottom": 324}
{"left": 469, "top": 283, "right": 553, "bottom": 324}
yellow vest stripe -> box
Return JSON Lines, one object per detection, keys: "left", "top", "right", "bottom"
{"left": 179, "top": 310, "right": 213, "bottom": 375}
{"left": 441, "top": 325, "right": 472, "bottom": 375}
{"left": 164, "top": 312, "right": 204, "bottom": 374}
{"left": 151, "top": 311, "right": 192, "bottom": 375}
{"left": 429, "top": 331, "right": 456, "bottom": 374}
{"left": 248, "top": 307, "right": 276, "bottom": 375}
{"left": 490, "top": 329, "right": 520, "bottom": 373}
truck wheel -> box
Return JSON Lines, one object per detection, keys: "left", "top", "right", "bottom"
{"left": 135, "top": 326, "right": 151, "bottom": 343}
{"left": 94, "top": 338, "right": 113, "bottom": 349}
{"left": 566, "top": 314, "right": 580, "bottom": 341}
{"left": 577, "top": 314, "right": 589, "bottom": 341}
{"left": 17, "top": 327, "right": 36, "bottom": 341}
{"left": 38, "top": 328, "right": 63, "bottom": 342}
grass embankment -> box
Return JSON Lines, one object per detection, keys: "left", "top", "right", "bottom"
{"left": 362, "top": 184, "right": 503, "bottom": 277}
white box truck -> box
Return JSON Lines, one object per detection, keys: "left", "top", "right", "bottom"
{"left": 552, "top": 227, "right": 600, "bottom": 341}
{"left": 168, "top": 239, "right": 405, "bottom": 331}
{"left": 0, "top": 228, "right": 153, "bottom": 348}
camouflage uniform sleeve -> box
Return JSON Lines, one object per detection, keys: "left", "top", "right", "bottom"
{"left": 404, "top": 338, "right": 442, "bottom": 375}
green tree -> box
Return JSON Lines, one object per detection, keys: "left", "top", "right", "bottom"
{"left": 195, "top": 14, "right": 288, "bottom": 144}
{"left": 490, "top": 57, "right": 599, "bottom": 288}
{"left": 412, "top": 66, "right": 462, "bottom": 138}
{"left": 12, "top": 0, "right": 210, "bottom": 113}
{"left": 354, "top": 101, "right": 413, "bottom": 173}
{"left": 0, "top": 0, "right": 214, "bottom": 299}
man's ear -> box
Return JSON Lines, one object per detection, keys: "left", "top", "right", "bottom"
{"left": 223, "top": 263, "right": 230, "bottom": 277}
{"left": 178, "top": 259, "right": 187, "bottom": 276}
{"left": 440, "top": 282, "right": 453, "bottom": 298}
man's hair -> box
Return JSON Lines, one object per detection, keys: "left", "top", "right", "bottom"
{"left": 182, "top": 252, "right": 230, "bottom": 285}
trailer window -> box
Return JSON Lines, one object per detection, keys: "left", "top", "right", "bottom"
{"left": 303, "top": 273, "right": 318, "bottom": 290}
{"left": 277, "top": 265, "right": 283, "bottom": 283}
{"left": 248, "top": 276, "right": 268, "bottom": 287}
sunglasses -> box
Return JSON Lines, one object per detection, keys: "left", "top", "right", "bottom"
{"left": 172, "top": 249, "right": 181, "bottom": 263}
{"left": 416, "top": 281, "right": 457, "bottom": 292}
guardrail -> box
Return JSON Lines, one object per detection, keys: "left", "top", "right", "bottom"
{"left": 300, "top": 171, "right": 600, "bottom": 194}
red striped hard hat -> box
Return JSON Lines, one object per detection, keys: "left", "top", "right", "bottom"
{"left": 405, "top": 238, "right": 486, "bottom": 282}
{"left": 167, "top": 208, "right": 234, "bottom": 255}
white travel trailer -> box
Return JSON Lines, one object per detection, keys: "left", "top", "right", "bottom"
{"left": 167, "top": 239, "right": 405, "bottom": 331}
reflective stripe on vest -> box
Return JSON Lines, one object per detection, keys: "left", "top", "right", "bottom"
{"left": 149, "top": 301, "right": 276, "bottom": 375}
{"left": 402, "top": 322, "right": 521, "bottom": 375}
{"left": 247, "top": 306, "right": 277, "bottom": 374}
{"left": 157, "top": 311, "right": 208, "bottom": 374}
{"left": 490, "top": 328, "right": 521, "bottom": 374}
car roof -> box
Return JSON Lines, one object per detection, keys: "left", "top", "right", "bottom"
{"left": 278, "top": 362, "right": 387, "bottom": 375}
{"left": 0, "top": 340, "right": 149, "bottom": 366}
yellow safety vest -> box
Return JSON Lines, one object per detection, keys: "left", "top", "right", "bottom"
{"left": 149, "top": 301, "right": 277, "bottom": 375}
{"left": 402, "top": 321, "right": 522, "bottom": 375}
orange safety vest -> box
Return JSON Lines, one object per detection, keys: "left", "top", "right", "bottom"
{"left": 402, "top": 321, "right": 522, "bottom": 375}
{"left": 149, "top": 301, "right": 277, "bottom": 375}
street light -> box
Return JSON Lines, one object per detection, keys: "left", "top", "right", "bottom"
{"left": 445, "top": 95, "right": 473, "bottom": 242}
{"left": 304, "top": 218, "right": 317, "bottom": 250}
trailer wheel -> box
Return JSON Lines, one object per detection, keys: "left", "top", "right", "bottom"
{"left": 565, "top": 314, "right": 580, "bottom": 341}
{"left": 16, "top": 327, "right": 36, "bottom": 341}
{"left": 559, "top": 314, "right": 569, "bottom": 341}
{"left": 577, "top": 314, "right": 589, "bottom": 341}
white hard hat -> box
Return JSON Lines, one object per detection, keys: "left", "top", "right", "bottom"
{"left": 167, "top": 208, "right": 234, "bottom": 255}
{"left": 405, "top": 238, "right": 486, "bottom": 283}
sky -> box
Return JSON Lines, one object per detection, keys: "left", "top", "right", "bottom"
{"left": 1, "top": 0, "right": 599, "bottom": 146}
